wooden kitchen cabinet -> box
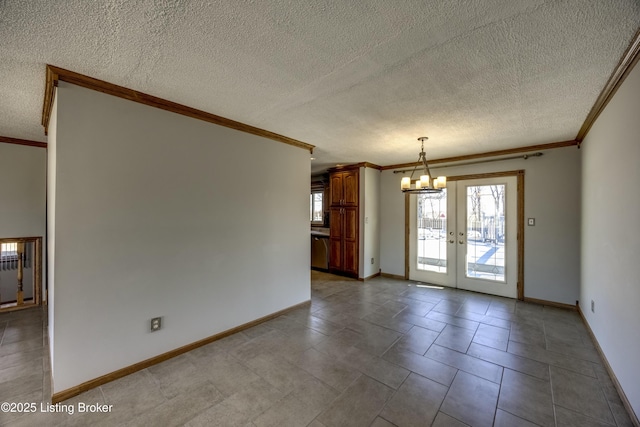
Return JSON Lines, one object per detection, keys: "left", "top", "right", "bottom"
{"left": 328, "top": 168, "right": 359, "bottom": 278}
{"left": 330, "top": 170, "right": 358, "bottom": 207}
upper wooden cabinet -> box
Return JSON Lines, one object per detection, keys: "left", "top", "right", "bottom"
{"left": 330, "top": 170, "right": 358, "bottom": 207}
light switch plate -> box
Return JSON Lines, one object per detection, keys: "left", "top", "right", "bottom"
{"left": 151, "top": 317, "right": 162, "bottom": 332}
{"left": 528, "top": 218, "right": 535, "bottom": 226}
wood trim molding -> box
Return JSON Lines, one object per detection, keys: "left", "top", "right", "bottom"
{"left": 517, "top": 173, "right": 525, "bottom": 301}
{"left": 0, "top": 236, "right": 44, "bottom": 242}
{"left": 41, "top": 65, "right": 315, "bottom": 153}
{"left": 0, "top": 135, "right": 47, "bottom": 148}
{"left": 327, "top": 161, "right": 382, "bottom": 173}
{"left": 42, "top": 65, "right": 57, "bottom": 129}
{"left": 362, "top": 271, "right": 381, "bottom": 281}
{"left": 381, "top": 140, "right": 577, "bottom": 171}
{"left": 523, "top": 297, "right": 576, "bottom": 311}
{"left": 577, "top": 304, "right": 640, "bottom": 426}
{"left": 445, "top": 169, "right": 524, "bottom": 182}
{"left": 380, "top": 272, "right": 406, "bottom": 281}
{"left": 51, "top": 300, "right": 311, "bottom": 403}
{"left": 34, "top": 238, "right": 42, "bottom": 306}
{"left": 327, "top": 165, "right": 358, "bottom": 173}
{"left": 404, "top": 192, "right": 410, "bottom": 280}
{"left": 362, "top": 162, "right": 383, "bottom": 170}
{"left": 576, "top": 28, "right": 640, "bottom": 143}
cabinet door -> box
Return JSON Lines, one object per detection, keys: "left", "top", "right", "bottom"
{"left": 329, "top": 238, "right": 342, "bottom": 270}
{"left": 343, "top": 240, "right": 358, "bottom": 276}
{"left": 343, "top": 171, "right": 359, "bottom": 206}
{"left": 330, "top": 173, "right": 344, "bottom": 206}
{"left": 328, "top": 207, "right": 343, "bottom": 270}
{"left": 343, "top": 207, "right": 358, "bottom": 241}
{"left": 329, "top": 208, "right": 342, "bottom": 239}
{"left": 343, "top": 207, "right": 358, "bottom": 275}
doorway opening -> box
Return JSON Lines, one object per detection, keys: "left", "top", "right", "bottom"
{"left": 406, "top": 171, "right": 524, "bottom": 299}
{"left": 0, "top": 237, "right": 43, "bottom": 312}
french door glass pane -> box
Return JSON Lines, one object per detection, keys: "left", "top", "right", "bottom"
{"left": 465, "top": 184, "right": 506, "bottom": 282}
{"left": 417, "top": 190, "right": 447, "bottom": 272}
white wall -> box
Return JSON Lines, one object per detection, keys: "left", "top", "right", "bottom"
{"left": 380, "top": 165, "right": 407, "bottom": 277}
{"left": 380, "top": 145, "right": 581, "bottom": 304}
{"left": 0, "top": 142, "right": 46, "bottom": 302}
{"left": 360, "top": 167, "right": 381, "bottom": 279}
{"left": 581, "top": 61, "right": 640, "bottom": 417}
{"left": 49, "top": 82, "right": 310, "bottom": 393}
{"left": 0, "top": 143, "right": 46, "bottom": 239}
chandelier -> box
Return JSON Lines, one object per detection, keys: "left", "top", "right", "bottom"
{"left": 400, "top": 137, "right": 446, "bottom": 194}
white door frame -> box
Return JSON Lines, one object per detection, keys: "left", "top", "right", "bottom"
{"left": 408, "top": 182, "right": 457, "bottom": 288}
{"left": 405, "top": 170, "right": 524, "bottom": 300}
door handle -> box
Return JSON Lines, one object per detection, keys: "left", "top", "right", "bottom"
{"left": 449, "top": 240, "right": 454, "bottom": 244}
{"left": 459, "top": 240, "right": 464, "bottom": 244}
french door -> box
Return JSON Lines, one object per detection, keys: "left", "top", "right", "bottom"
{"left": 409, "top": 175, "right": 519, "bottom": 298}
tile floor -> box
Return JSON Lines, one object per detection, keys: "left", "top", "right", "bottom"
{"left": 0, "top": 271, "right": 634, "bottom": 426}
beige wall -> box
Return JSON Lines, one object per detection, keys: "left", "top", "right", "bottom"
{"left": 49, "top": 82, "right": 311, "bottom": 393}
{"left": 581, "top": 60, "right": 640, "bottom": 417}
{"left": 360, "top": 167, "right": 381, "bottom": 278}
{"left": 0, "top": 143, "right": 46, "bottom": 239}
{"left": 0, "top": 142, "right": 46, "bottom": 304}
{"left": 380, "top": 145, "right": 581, "bottom": 305}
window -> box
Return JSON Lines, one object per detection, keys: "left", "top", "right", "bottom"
{"left": 310, "top": 191, "right": 323, "bottom": 223}
{"left": 1, "top": 242, "right": 18, "bottom": 260}
{"left": 1, "top": 241, "right": 31, "bottom": 271}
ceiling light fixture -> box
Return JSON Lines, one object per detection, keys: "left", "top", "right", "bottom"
{"left": 400, "top": 137, "right": 446, "bottom": 194}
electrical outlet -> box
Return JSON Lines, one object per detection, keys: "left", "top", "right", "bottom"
{"left": 528, "top": 218, "right": 535, "bottom": 226}
{"left": 151, "top": 317, "right": 162, "bottom": 332}
{"left": 371, "top": 257, "right": 374, "bottom": 264}
{"left": 591, "top": 300, "right": 595, "bottom": 313}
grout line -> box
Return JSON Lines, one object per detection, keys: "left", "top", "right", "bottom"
{"left": 549, "top": 363, "right": 559, "bottom": 427}
{"left": 493, "top": 368, "right": 502, "bottom": 427}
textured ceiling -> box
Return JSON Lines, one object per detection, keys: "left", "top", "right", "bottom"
{"left": 1, "top": 1, "right": 639, "bottom": 173}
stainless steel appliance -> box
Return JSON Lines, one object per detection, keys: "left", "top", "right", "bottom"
{"left": 311, "top": 232, "right": 330, "bottom": 270}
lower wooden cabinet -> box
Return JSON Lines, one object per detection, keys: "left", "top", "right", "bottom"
{"left": 329, "top": 206, "right": 358, "bottom": 277}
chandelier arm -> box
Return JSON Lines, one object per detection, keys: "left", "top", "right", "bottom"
{"left": 408, "top": 160, "right": 420, "bottom": 181}
{"left": 418, "top": 151, "right": 435, "bottom": 187}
